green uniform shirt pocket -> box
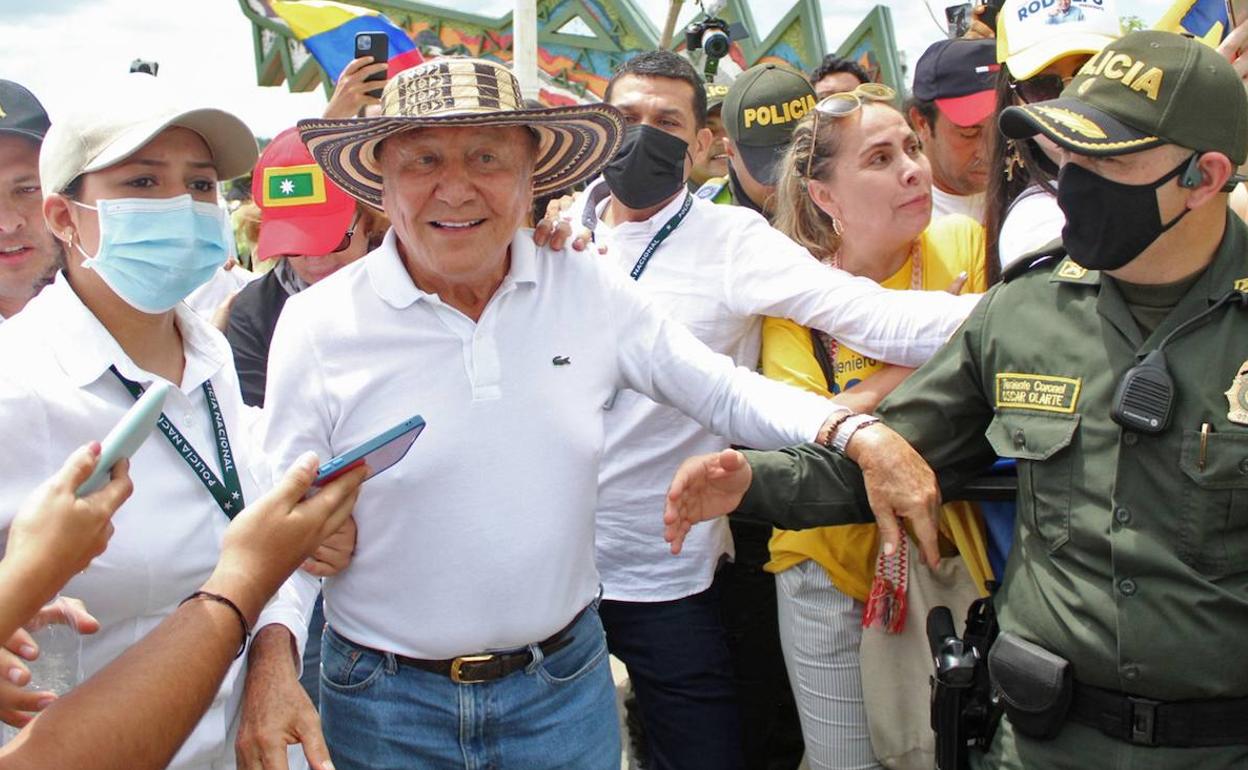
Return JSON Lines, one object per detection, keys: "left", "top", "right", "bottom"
{"left": 1178, "top": 430, "right": 1248, "bottom": 578}
{"left": 987, "top": 412, "right": 1081, "bottom": 552}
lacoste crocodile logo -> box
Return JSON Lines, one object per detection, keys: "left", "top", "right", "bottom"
{"left": 552, "top": 356, "right": 571, "bottom": 366}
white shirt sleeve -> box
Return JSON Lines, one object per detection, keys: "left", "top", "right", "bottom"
{"left": 999, "top": 188, "right": 1065, "bottom": 271}
{"left": 722, "top": 214, "right": 981, "bottom": 367}
{"left": 597, "top": 257, "right": 841, "bottom": 448}
{"left": 251, "top": 304, "right": 337, "bottom": 658}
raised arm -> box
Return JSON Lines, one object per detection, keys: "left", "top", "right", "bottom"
{"left": 725, "top": 217, "right": 982, "bottom": 367}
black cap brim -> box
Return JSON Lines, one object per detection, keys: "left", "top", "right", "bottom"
{"left": 736, "top": 141, "right": 787, "bottom": 187}
{"left": 999, "top": 98, "right": 1162, "bottom": 157}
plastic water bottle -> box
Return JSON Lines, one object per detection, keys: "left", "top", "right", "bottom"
{"left": 0, "top": 597, "right": 84, "bottom": 744}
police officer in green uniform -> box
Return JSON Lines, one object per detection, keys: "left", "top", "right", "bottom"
{"left": 662, "top": 30, "right": 1248, "bottom": 768}
{"left": 703, "top": 62, "right": 817, "bottom": 215}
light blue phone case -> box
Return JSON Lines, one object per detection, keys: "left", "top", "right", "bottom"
{"left": 76, "top": 381, "right": 172, "bottom": 496}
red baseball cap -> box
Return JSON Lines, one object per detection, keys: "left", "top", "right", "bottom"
{"left": 251, "top": 126, "right": 356, "bottom": 261}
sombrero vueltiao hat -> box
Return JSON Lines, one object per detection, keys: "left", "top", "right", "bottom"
{"left": 298, "top": 57, "right": 624, "bottom": 208}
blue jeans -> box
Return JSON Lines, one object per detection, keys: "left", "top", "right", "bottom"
{"left": 319, "top": 603, "right": 619, "bottom": 770}
{"left": 599, "top": 570, "right": 746, "bottom": 770}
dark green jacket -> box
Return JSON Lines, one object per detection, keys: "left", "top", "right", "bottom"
{"left": 739, "top": 211, "right": 1248, "bottom": 701}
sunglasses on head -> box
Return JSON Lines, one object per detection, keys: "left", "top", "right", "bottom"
{"left": 1010, "top": 74, "right": 1074, "bottom": 104}
{"left": 804, "top": 83, "right": 897, "bottom": 179}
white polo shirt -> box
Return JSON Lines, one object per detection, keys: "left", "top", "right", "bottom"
{"left": 569, "top": 181, "right": 981, "bottom": 601}
{"left": 260, "top": 229, "right": 838, "bottom": 660}
{"left": 0, "top": 275, "right": 272, "bottom": 770}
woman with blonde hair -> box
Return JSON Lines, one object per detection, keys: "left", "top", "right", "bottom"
{"left": 763, "top": 84, "right": 993, "bottom": 770}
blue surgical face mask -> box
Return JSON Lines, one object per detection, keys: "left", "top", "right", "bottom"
{"left": 72, "top": 194, "right": 229, "bottom": 314}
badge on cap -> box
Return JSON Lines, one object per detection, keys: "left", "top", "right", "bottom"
{"left": 1225, "top": 360, "right": 1248, "bottom": 425}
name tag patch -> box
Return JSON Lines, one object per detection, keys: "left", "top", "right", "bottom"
{"left": 995, "top": 373, "right": 1082, "bottom": 413}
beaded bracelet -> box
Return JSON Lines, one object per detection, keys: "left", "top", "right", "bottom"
{"left": 820, "top": 409, "right": 856, "bottom": 449}
{"left": 180, "top": 591, "right": 251, "bottom": 659}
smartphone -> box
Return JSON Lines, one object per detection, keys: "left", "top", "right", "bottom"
{"left": 76, "top": 382, "right": 172, "bottom": 496}
{"left": 354, "top": 32, "right": 390, "bottom": 99}
{"left": 312, "top": 415, "right": 425, "bottom": 487}
{"left": 946, "top": 3, "right": 973, "bottom": 38}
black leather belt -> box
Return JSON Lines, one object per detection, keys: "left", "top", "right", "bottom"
{"left": 346, "top": 606, "right": 585, "bottom": 685}
{"left": 1070, "top": 681, "right": 1248, "bottom": 747}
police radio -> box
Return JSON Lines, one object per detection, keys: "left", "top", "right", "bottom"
{"left": 1112, "top": 290, "right": 1247, "bottom": 434}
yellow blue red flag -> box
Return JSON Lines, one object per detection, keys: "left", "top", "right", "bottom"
{"left": 270, "top": 1, "right": 423, "bottom": 81}
{"left": 1153, "top": 0, "right": 1230, "bottom": 47}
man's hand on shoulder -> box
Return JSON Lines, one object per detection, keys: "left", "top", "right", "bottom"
{"left": 532, "top": 194, "right": 602, "bottom": 254}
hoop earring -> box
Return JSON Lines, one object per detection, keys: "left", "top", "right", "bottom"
{"left": 831, "top": 217, "right": 843, "bottom": 237}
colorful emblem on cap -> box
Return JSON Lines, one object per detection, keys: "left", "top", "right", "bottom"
{"left": 262, "top": 163, "right": 328, "bottom": 208}
{"left": 1032, "top": 105, "right": 1108, "bottom": 139}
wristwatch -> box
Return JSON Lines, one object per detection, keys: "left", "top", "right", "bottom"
{"left": 830, "top": 414, "right": 881, "bottom": 453}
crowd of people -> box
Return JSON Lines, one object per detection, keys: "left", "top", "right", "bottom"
{"left": 0, "top": 0, "right": 1246, "bottom": 769}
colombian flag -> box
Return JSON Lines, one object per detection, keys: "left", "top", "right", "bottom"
{"left": 270, "top": 1, "right": 424, "bottom": 81}
{"left": 1153, "top": 0, "right": 1230, "bottom": 47}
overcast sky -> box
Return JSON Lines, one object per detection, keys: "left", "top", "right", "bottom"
{"left": 0, "top": 0, "right": 1171, "bottom": 139}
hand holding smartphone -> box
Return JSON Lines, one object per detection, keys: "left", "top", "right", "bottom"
{"left": 354, "top": 32, "right": 390, "bottom": 99}
{"left": 76, "top": 382, "right": 171, "bottom": 496}
{"left": 312, "top": 415, "right": 425, "bottom": 487}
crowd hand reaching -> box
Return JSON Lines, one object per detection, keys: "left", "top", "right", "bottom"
{"left": 7, "top": 443, "right": 132, "bottom": 605}
{"left": 301, "top": 514, "right": 356, "bottom": 577}
{"left": 323, "top": 57, "right": 388, "bottom": 119}
{"left": 532, "top": 194, "right": 600, "bottom": 253}
{"left": 845, "top": 424, "right": 943, "bottom": 568}
{"left": 0, "top": 598, "right": 99, "bottom": 728}
{"left": 963, "top": 5, "right": 997, "bottom": 38}
{"left": 663, "top": 449, "right": 754, "bottom": 555}
{"left": 202, "top": 453, "right": 365, "bottom": 626}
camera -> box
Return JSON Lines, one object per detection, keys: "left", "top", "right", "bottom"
{"left": 130, "top": 59, "right": 159, "bottom": 77}
{"left": 686, "top": 18, "right": 732, "bottom": 61}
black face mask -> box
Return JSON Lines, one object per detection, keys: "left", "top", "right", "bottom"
{"left": 603, "top": 124, "right": 688, "bottom": 209}
{"left": 1057, "top": 156, "right": 1194, "bottom": 272}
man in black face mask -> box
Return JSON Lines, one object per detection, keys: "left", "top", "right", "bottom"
{"left": 563, "top": 50, "right": 983, "bottom": 770}
{"left": 662, "top": 30, "right": 1248, "bottom": 768}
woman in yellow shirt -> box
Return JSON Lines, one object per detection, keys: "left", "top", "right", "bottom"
{"left": 764, "top": 87, "right": 992, "bottom": 770}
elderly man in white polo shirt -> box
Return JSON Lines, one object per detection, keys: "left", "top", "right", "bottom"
{"left": 233, "top": 57, "right": 880, "bottom": 770}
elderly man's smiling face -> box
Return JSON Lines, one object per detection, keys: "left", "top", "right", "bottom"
{"left": 379, "top": 125, "right": 536, "bottom": 289}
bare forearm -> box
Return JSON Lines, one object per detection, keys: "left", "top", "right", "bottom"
{"left": 0, "top": 558, "right": 67, "bottom": 646}
{"left": 0, "top": 600, "right": 243, "bottom": 770}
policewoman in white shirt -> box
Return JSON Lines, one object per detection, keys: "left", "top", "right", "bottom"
{"left": 0, "top": 75, "right": 338, "bottom": 770}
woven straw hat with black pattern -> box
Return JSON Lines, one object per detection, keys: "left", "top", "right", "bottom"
{"left": 298, "top": 57, "right": 624, "bottom": 208}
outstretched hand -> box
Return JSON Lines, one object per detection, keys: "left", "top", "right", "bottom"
{"left": 663, "top": 449, "right": 753, "bottom": 555}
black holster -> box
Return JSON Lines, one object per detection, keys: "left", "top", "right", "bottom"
{"left": 987, "top": 631, "right": 1073, "bottom": 740}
